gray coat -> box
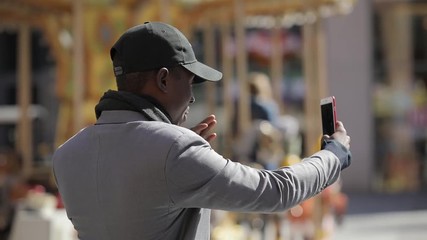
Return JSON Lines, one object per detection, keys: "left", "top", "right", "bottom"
{"left": 53, "top": 110, "right": 343, "bottom": 240}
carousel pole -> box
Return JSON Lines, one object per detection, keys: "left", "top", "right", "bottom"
{"left": 203, "top": 17, "right": 218, "bottom": 149}
{"left": 270, "top": 16, "right": 285, "bottom": 113}
{"left": 234, "top": 0, "right": 250, "bottom": 136}
{"left": 303, "top": 18, "right": 328, "bottom": 240}
{"left": 220, "top": 10, "right": 234, "bottom": 158}
{"left": 72, "top": 0, "right": 85, "bottom": 132}
{"left": 315, "top": 18, "right": 329, "bottom": 240}
{"left": 17, "top": 23, "right": 33, "bottom": 178}
{"left": 302, "top": 22, "right": 324, "bottom": 162}
{"left": 203, "top": 18, "right": 217, "bottom": 117}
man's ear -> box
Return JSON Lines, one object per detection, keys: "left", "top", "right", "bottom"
{"left": 156, "top": 67, "right": 169, "bottom": 93}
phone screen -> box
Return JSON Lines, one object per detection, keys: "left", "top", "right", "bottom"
{"left": 321, "top": 98, "right": 336, "bottom": 136}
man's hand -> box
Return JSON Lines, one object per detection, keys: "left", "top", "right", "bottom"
{"left": 321, "top": 121, "right": 352, "bottom": 170}
{"left": 191, "top": 115, "right": 217, "bottom": 143}
{"left": 324, "top": 121, "right": 350, "bottom": 150}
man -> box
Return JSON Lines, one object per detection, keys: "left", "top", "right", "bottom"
{"left": 53, "top": 22, "right": 351, "bottom": 240}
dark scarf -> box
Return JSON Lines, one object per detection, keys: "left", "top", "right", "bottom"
{"left": 95, "top": 90, "right": 172, "bottom": 123}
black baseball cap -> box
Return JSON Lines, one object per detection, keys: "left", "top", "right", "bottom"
{"left": 110, "top": 22, "right": 222, "bottom": 83}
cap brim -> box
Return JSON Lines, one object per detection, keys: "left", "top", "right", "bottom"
{"left": 182, "top": 61, "right": 223, "bottom": 84}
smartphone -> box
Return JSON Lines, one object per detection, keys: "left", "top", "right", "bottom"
{"left": 320, "top": 96, "right": 337, "bottom": 136}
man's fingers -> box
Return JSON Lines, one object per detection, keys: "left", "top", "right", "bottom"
{"left": 191, "top": 123, "right": 208, "bottom": 134}
{"left": 203, "top": 119, "right": 217, "bottom": 133}
{"left": 200, "top": 115, "right": 216, "bottom": 125}
{"left": 199, "top": 120, "right": 217, "bottom": 139}
{"left": 329, "top": 121, "right": 351, "bottom": 150}
{"left": 190, "top": 115, "right": 217, "bottom": 142}
{"left": 335, "top": 121, "right": 346, "bottom": 133}
{"left": 205, "top": 133, "right": 217, "bottom": 142}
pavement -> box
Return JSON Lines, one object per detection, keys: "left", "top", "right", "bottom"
{"left": 333, "top": 191, "right": 427, "bottom": 240}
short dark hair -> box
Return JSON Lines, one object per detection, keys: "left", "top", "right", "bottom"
{"left": 116, "top": 67, "right": 183, "bottom": 93}
{"left": 116, "top": 72, "right": 151, "bottom": 92}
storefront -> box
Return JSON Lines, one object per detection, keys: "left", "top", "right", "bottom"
{"left": 372, "top": 0, "right": 427, "bottom": 192}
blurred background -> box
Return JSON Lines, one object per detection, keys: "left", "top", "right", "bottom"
{"left": 0, "top": 0, "right": 426, "bottom": 239}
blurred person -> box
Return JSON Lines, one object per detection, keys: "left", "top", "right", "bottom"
{"left": 231, "top": 72, "right": 280, "bottom": 139}
{"left": 248, "top": 72, "right": 281, "bottom": 126}
{"left": 236, "top": 72, "right": 282, "bottom": 170}
{"left": 52, "top": 22, "right": 352, "bottom": 240}
{"left": 235, "top": 120, "right": 284, "bottom": 170}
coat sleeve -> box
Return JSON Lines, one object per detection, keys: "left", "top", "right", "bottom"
{"left": 165, "top": 131, "right": 342, "bottom": 213}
